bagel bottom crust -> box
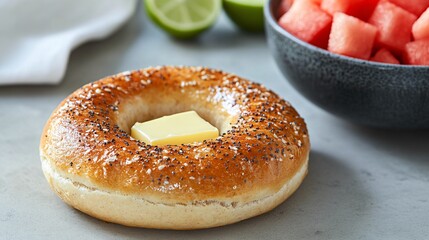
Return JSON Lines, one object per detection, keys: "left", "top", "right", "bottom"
{"left": 41, "top": 154, "right": 309, "bottom": 230}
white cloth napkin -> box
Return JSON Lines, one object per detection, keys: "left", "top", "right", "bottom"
{"left": 0, "top": 0, "right": 137, "bottom": 85}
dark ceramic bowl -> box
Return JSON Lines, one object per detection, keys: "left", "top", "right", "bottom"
{"left": 264, "top": 0, "right": 429, "bottom": 128}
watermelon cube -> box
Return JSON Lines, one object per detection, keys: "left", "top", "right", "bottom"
{"left": 328, "top": 13, "right": 377, "bottom": 60}
{"left": 278, "top": 0, "right": 332, "bottom": 48}
{"left": 368, "top": 1, "right": 417, "bottom": 53}
{"left": 388, "top": 0, "right": 429, "bottom": 16}
{"left": 277, "top": 0, "right": 323, "bottom": 17}
{"left": 277, "top": 0, "right": 294, "bottom": 18}
{"left": 321, "top": 0, "right": 351, "bottom": 15}
{"left": 294, "top": 0, "right": 322, "bottom": 4}
{"left": 278, "top": 0, "right": 324, "bottom": 17}
{"left": 412, "top": 7, "right": 429, "bottom": 40}
{"left": 321, "top": 0, "right": 379, "bottom": 20}
{"left": 403, "top": 39, "right": 429, "bottom": 65}
{"left": 370, "top": 48, "right": 400, "bottom": 64}
{"left": 301, "top": 0, "right": 322, "bottom": 4}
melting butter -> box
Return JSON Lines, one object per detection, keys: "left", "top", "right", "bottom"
{"left": 131, "top": 111, "right": 219, "bottom": 145}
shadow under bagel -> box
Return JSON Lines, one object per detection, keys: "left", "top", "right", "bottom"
{"left": 68, "top": 151, "right": 371, "bottom": 239}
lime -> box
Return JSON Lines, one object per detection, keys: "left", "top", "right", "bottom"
{"left": 223, "top": 0, "right": 267, "bottom": 32}
{"left": 144, "top": 0, "right": 222, "bottom": 39}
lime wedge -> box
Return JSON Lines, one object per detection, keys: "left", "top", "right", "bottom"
{"left": 144, "top": 0, "right": 222, "bottom": 38}
{"left": 223, "top": 0, "right": 267, "bottom": 32}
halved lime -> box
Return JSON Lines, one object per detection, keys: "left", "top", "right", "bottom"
{"left": 144, "top": 0, "right": 222, "bottom": 38}
{"left": 223, "top": 0, "right": 267, "bottom": 32}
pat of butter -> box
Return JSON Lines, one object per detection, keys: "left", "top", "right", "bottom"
{"left": 131, "top": 111, "right": 219, "bottom": 145}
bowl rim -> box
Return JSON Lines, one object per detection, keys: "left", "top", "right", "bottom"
{"left": 264, "top": 0, "right": 429, "bottom": 70}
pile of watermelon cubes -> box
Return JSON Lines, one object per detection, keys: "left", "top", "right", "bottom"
{"left": 277, "top": 0, "right": 429, "bottom": 65}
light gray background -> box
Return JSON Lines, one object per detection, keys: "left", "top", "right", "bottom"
{"left": 1, "top": 5, "right": 428, "bottom": 240}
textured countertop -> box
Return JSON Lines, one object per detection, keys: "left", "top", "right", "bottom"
{"left": 1, "top": 5, "right": 428, "bottom": 240}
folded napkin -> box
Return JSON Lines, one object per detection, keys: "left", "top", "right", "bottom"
{"left": 0, "top": 0, "right": 137, "bottom": 85}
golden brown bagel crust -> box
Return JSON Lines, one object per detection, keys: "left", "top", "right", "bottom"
{"left": 40, "top": 66, "right": 310, "bottom": 227}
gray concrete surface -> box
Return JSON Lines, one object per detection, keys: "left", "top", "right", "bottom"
{"left": 1, "top": 5, "right": 428, "bottom": 240}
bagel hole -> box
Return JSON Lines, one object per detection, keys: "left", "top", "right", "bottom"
{"left": 116, "top": 94, "right": 236, "bottom": 141}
